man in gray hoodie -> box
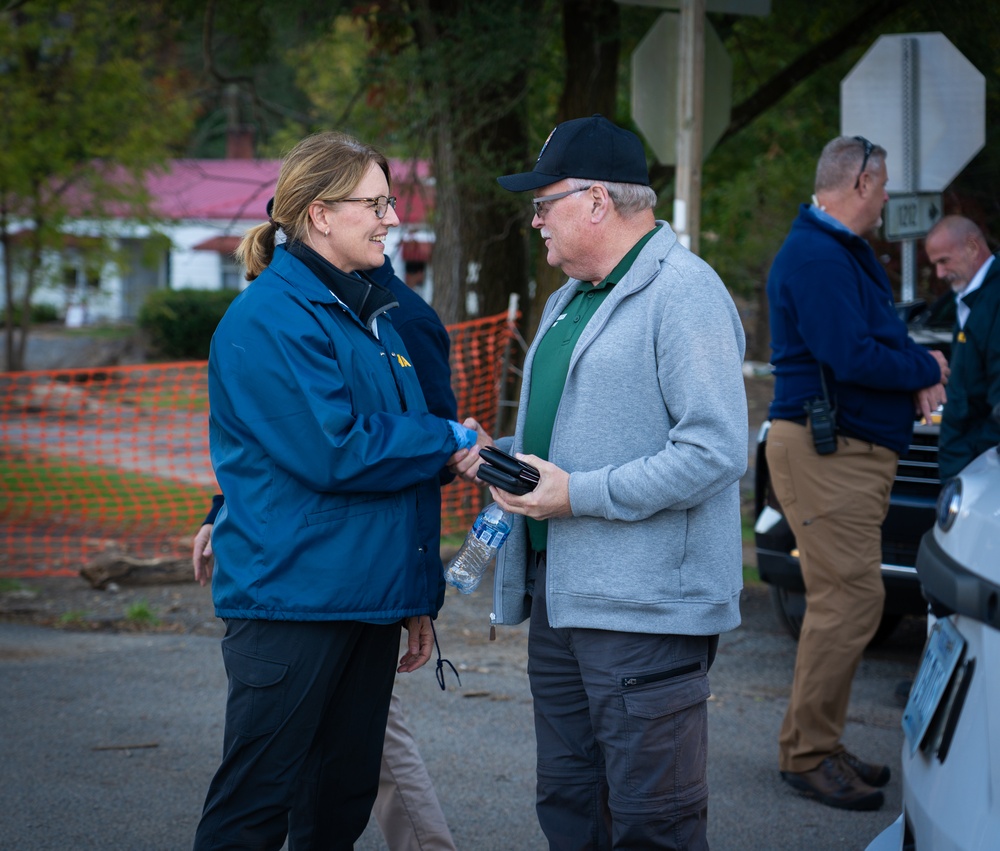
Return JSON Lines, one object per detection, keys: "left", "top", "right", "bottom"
{"left": 453, "top": 115, "right": 748, "bottom": 849}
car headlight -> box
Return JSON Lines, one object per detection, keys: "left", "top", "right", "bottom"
{"left": 936, "top": 477, "right": 962, "bottom": 532}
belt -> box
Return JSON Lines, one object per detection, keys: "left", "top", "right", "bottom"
{"left": 775, "top": 416, "right": 871, "bottom": 447}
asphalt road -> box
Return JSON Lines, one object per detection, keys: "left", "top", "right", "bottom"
{"left": 0, "top": 579, "right": 926, "bottom": 850}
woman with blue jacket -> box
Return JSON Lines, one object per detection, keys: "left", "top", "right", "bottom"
{"left": 193, "top": 132, "right": 477, "bottom": 851}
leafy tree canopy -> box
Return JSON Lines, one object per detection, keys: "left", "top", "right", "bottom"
{"left": 0, "top": 0, "right": 197, "bottom": 370}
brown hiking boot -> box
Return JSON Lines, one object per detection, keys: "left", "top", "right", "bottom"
{"left": 840, "top": 750, "right": 891, "bottom": 788}
{"left": 780, "top": 755, "right": 884, "bottom": 811}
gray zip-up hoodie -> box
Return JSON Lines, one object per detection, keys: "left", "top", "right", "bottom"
{"left": 492, "top": 222, "right": 748, "bottom": 636}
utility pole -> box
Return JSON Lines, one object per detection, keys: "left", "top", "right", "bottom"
{"left": 673, "top": 0, "right": 705, "bottom": 254}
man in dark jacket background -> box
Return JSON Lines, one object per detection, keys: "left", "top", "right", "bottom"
{"left": 924, "top": 215, "right": 1000, "bottom": 479}
{"left": 766, "top": 135, "right": 948, "bottom": 812}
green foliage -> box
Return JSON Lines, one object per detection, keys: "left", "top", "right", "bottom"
{"left": 0, "top": 0, "right": 195, "bottom": 213}
{"left": 124, "top": 599, "right": 160, "bottom": 627}
{"left": 0, "top": 0, "right": 197, "bottom": 369}
{"left": 3, "top": 303, "right": 59, "bottom": 325}
{"left": 138, "top": 289, "right": 239, "bottom": 361}
{"left": 0, "top": 0, "right": 1000, "bottom": 345}
{"left": 701, "top": 0, "right": 1000, "bottom": 310}
{"left": 57, "top": 611, "right": 90, "bottom": 628}
{"left": 277, "top": 15, "right": 399, "bottom": 154}
{"left": 701, "top": 0, "right": 874, "bottom": 303}
{"left": 167, "top": 0, "right": 356, "bottom": 156}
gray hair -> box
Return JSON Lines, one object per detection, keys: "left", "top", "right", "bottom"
{"left": 814, "top": 136, "right": 887, "bottom": 193}
{"left": 567, "top": 177, "right": 657, "bottom": 216}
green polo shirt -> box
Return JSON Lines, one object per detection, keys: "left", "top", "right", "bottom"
{"left": 522, "top": 225, "right": 660, "bottom": 553}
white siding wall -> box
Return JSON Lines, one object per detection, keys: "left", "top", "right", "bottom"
{"left": 1, "top": 219, "right": 424, "bottom": 323}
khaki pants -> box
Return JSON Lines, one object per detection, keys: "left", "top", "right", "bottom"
{"left": 373, "top": 691, "right": 457, "bottom": 851}
{"left": 765, "top": 419, "right": 897, "bottom": 774}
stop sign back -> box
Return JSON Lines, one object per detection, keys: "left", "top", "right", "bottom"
{"left": 631, "top": 12, "right": 732, "bottom": 165}
{"left": 841, "top": 33, "right": 985, "bottom": 192}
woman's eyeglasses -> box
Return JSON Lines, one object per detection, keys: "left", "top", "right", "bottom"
{"left": 325, "top": 195, "right": 397, "bottom": 219}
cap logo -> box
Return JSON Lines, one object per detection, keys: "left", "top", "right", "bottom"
{"left": 536, "top": 126, "right": 558, "bottom": 163}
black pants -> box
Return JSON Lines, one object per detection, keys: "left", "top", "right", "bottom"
{"left": 194, "top": 618, "right": 400, "bottom": 851}
{"left": 528, "top": 563, "right": 711, "bottom": 850}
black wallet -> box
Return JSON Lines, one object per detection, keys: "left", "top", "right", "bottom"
{"left": 477, "top": 446, "right": 540, "bottom": 495}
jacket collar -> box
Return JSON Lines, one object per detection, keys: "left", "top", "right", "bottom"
{"left": 624, "top": 220, "right": 678, "bottom": 290}
{"left": 280, "top": 241, "right": 398, "bottom": 330}
{"left": 797, "top": 202, "right": 870, "bottom": 249}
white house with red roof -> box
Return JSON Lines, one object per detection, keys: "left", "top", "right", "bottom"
{"left": 15, "top": 156, "right": 435, "bottom": 324}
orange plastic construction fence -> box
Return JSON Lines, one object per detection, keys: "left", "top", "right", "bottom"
{"left": 0, "top": 310, "right": 517, "bottom": 578}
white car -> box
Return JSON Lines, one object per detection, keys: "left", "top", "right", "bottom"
{"left": 867, "top": 437, "right": 1000, "bottom": 850}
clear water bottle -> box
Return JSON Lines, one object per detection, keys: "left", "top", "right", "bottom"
{"left": 444, "top": 502, "right": 512, "bottom": 594}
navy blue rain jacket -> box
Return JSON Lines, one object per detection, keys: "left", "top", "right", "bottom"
{"left": 208, "top": 245, "right": 459, "bottom": 620}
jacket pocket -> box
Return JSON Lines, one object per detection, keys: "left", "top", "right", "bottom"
{"left": 305, "top": 492, "right": 400, "bottom": 527}
{"left": 222, "top": 644, "right": 288, "bottom": 739}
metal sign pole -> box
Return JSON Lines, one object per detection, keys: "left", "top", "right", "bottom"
{"left": 673, "top": 0, "right": 705, "bottom": 254}
{"left": 900, "top": 37, "right": 920, "bottom": 302}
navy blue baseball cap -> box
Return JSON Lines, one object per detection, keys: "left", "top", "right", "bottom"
{"left": 497, "top": 114, "right": 650, "bottom": 192}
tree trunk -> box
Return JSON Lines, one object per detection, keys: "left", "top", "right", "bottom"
{"left": 461, "top": 109, "right": 532, "bottom": 321}
{"left": 15, "top": 273, "right": 32, "bottom": 372}
{"left": 80, "top": 553, "right": 193, "bottom": 589}
{"left": 529, "top": 0, "right": 620, "bottom": 335}
{"left": 2, "top": 227, "right": 14, "bottom": 372}
{"left": 9, "top": 233, "right": 46, "bottom": 373}
{"left": 557, "top": 0, "right": 620, "bottom": 121}
{"left": 410, "top": 0, "right": 541, "bottom": 326}
{"left": 752, "top": 271, "right": 770, "bottom": 364}
{"left": 428, "top": 111, "right": 464, "bottom": 326}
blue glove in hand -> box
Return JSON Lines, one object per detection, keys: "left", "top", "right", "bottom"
{"left": 448, "top": 420, "right": 477, "bottom": 451}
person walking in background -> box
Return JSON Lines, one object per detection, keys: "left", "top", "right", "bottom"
{"left": 924, "top": 215, "right": 1000, "bottom": 479}
{"left": 193, "top": 131, "right": 482, "bottom": 851}
{"left": 452, "top": 114, "right": 748, "bottom": 849}
{"left": 193, "top": 253, "right": 459, "bottom": 851}
{"left": 766, "top": 136, "right": 948, "bottom": 812}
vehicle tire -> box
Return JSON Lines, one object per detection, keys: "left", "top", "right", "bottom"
{"left": 770, "top": 585, "right": 805, "bottom": 639}
{"left": 769, "top": 585, "right": 904, "bottom": 646}
{"left": 869, "top": 612, "right": 904, "bottom": 646}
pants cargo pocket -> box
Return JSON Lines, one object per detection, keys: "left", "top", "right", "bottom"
{"left": 620, "top": 667, "right": 710, "bottom": 799}
{"left": 222, "top": 643, "right": 289, "bottom": 739}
